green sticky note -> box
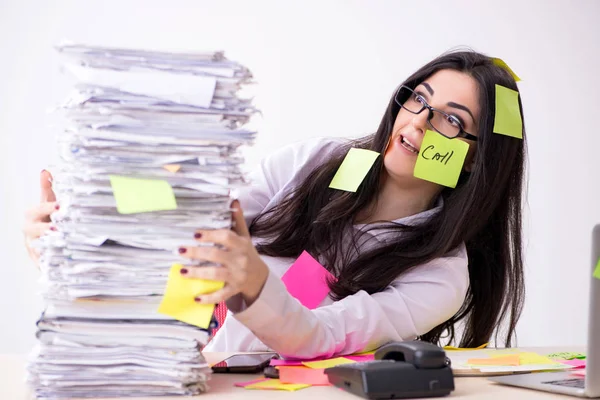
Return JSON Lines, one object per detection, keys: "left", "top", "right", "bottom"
{"left": 329, "top": 148, "right": 380, "bottom": 192}
{"left": 491, "top": 57, "right": 521, "bottom": 82}
{"left": 109, "top": 175, "right": 177, "bottom": 214}
{"left": 493, "top": 84, "right": 523, "bottom": 139}
{"left": 413, "top": 130, "right": 469, "bottom": 188}
{"left": 593, "top": 258, "right": 600, "bottom": 280}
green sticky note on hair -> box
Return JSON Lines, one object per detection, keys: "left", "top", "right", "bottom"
{"left": 329, "top": 148, "right": 380, "bottom": 192}
{"left": 491, "top": 57, "right": 521, "bottom": 82}
{"left": 413, "top": 130, "right": 469, "bottom": 188}
{"left": 593, "top": 258, "right": 600, "bottom": 280}
{"left": 493, "top": 84, "right": 523, "bottom": 139}
{"left": 109, "top": 175, "right": 177, "bottom": 214}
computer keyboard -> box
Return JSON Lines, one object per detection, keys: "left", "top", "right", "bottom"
{"left": 542, "top": 378, "right": 585, "bottom": 389}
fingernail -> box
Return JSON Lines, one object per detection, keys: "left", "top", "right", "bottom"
{"left": 194, "top": 297, "right": 202, "bottom": 303}
{"left": 194, "top": 232, "right": 202, "bottom": 239}
{"left": 41, "top": 169, "right": 46, "bottom": 174}
{"left": 178, "top": 247, "right": 187, "bottom": 254}
{"left": 49, "top": 226, "right": 57, "bottom": 231}
{"left": 180, "top": 268, "right": 188, "bottom": 275}
{"left": 55, "top": 204, "right": 60, "bottom": 210}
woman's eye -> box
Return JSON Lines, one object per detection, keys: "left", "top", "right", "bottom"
{"left": 415, "top": 94, "right": 426, "bottom": 104}
{"left": 446, "top": 115, "right": 462, "bottom": 127}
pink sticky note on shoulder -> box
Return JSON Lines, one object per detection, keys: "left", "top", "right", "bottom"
{"left": 281, "top": 251, "right": 335, "bottom": 309}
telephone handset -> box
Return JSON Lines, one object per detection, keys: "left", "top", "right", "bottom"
{"left": 325, "top": 341, "right": 454, "bottom": 399}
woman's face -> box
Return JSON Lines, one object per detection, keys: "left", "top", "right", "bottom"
{"left": 384, "top": 69, "right": 480, "bottom": 184}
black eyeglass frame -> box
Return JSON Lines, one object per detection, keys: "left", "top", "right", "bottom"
{"left": 394, "top": 85, "right": 478, "bottom": 141}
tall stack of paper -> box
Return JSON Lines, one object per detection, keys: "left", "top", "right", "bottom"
{"left": 27, "top": 44, "right": 257, "bottom": 398}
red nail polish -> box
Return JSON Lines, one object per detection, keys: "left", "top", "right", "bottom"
{"left": 55, "top": 204, "right": 60, "bottom": 210}
{"left": 194, "top": 297, "right": 202, "bottom": 303}
{"left": 49, "top": 226, "right": 57, "bottom": 231}
{"left": 194, "top": 232, "right": 202, "bottom": 239}
{"left": 178, "top": 247, "right": 187, "bottom": 254}
{"left": 180, "top": 268, "right": 188, "bottom": 274}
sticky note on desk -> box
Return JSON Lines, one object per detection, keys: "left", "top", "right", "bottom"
{"left": 245, "top": 378, "right": 310, "bottom": 391}
{"left": 518, "top": 352, "right": 561, "bottom": 366}
{"left": 109, "top": 175, "right": 177, "bottom": 214}
{"left": 329, "top": 148, "right": 379, "bottom": 192}
{"left": 413, "top": 130, "right": 469, "bottom": 188}
{"left": 467, "top": 355, "right": 520, "bottom": 366}
{"left": 302, "top": 357, "right": 355, "bottom": 369}
{"left": 278, "top": 366, "right": 330, "bottom": 386}
{"left": 282, "top": 251, "right": 335, "bottom": 309}
{"left": 158, "top": 263, "right": 224, "bottom": 328}
{"left": 493, "top": 84, "right": 523, "bottom": 139}
{"left": 491, "top": 57, "right": 521, "bottom": 82}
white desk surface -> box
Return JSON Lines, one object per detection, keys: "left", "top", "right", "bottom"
{"left": 1, "top": 347, "right": 585, "bottom": 399}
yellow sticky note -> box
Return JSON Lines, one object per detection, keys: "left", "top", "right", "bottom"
{"left": 443, "top": 343, "right": 489, "bottom": 351}
{"left": 163, "top": 164, "right": 182, "bottom": 173}
{"left": 109, "top": 175, "right": 177, "bottom": 214}
{"left": 593, "top": 258, "right": 600, "bottom": 280}
{"left": 302, "top": 357, "right": 355, "bottom": 369}
{"left": 245, "top": 378, "right": 310, "bottom": 391}
{"left": 413, "top": 130, "right": 469, "bottom": 188}
{"left": 491, "top": 58, "right": 521, "bottom": 82}
{"left": 329, "top": 148, "right": 380, "bottom": 192}
{"left": 493, "top": 84, "right": 523, "bottom": 139}
{"left": 518, "top": 352, "right": 561, "bottom": 366}
{"left": 158, "top": 263, "right": 224, "bottom": 329}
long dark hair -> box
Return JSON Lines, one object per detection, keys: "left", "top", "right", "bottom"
{"left": 250, "top": 50, "right": 526, "bottom": 348}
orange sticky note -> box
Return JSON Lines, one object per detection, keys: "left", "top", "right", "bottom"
{"left": 467, "top": 355, "right": 520, "bottom": 366}
{"left": 245, "top": 378, "right": 310, "bottom": 391}
{"left": 163, "top": 164, "right": 182, "bottom": 173}
{"left": 278, "top": 366, "right": 330, "bottom": 386}
{"left": 302, "top": 357, "right": 355, "bottom": 369}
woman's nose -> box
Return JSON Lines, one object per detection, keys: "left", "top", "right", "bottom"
{"left": 410, "top": 109, "right": 429, "bottom": 135}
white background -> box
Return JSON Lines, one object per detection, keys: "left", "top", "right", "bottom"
{"left": 1, "top": 0, "right": 599, "bottom": 353}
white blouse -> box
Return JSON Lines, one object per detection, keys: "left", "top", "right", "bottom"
{"left": 203, "top": 137, "right": 469, "bottom": 359}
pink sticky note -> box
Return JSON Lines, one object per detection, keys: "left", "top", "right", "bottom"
{"left": 278, "top": 366, "right": 331, "bottom": 386}
{"left": 281, "top": 251, "right": 335, "bottom": 309}
{"left": 234, "top": 378, "right": 269, "bottom": 388}
{"left": 558, "top": 359, "right": 586, "bottom": 369}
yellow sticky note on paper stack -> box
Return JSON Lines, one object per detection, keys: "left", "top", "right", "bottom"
{"left": 491, "top": 58, "right": 521, "bottom": 82}
{"left": 493, "top": 84, "right": 523, "bottom": 139}
{"left": 245, "top": 378, "right": 311, "bottom": 391}
{"left": 329, "top": 148, "right": 380, "bottom": 192}
{"left": 158, "top": 264, "right": 224, "bottom": 329}
{"left": 413, "top": 130, "right": 469, "bottom": 188}
{"left": 109, "top": 175, "right": 177, "bottom": 214}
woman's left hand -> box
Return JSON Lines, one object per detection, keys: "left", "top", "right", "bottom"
{"left": 178, "top": 200, "right": 269, "bottom": 306}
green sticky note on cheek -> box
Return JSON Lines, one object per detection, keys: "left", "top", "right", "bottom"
{"left": 109, "top": 175, "right": 177, "bottom": 214}
{"left": 494, "top": 84, "right": 523, "bottom": 139}
{"left": 329, "top": 148, "right": 380, "bottom": 192}
{"left": 413, "top": 130, "right": 469, "bottom": 188}
{"left": 593, "top": 258, "right": 600, "bottom": 280}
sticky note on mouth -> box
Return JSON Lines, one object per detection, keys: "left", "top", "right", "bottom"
{"left": 329, "top": 148, "right": 380, "bottom": 192}
{"left": 413, "top": 130, "right": 469, "bottom": 188}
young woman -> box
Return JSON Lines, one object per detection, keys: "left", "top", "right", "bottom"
{"left": 25, "top": 50, "right": 526, "bottom": 360}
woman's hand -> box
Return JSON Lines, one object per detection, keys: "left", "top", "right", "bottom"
{"left": 178, "top": 200, "right": 269, "bottom": 306}
{"left": 23, "top": 170, "right": 58, "bottom": 264}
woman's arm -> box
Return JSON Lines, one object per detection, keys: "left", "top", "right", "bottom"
{"left": 228, "top": 244, "right": 469, "bottom": 359}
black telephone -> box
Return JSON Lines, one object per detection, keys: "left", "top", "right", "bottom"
{"left": 324, "top": 341, "right": 454, "bottom": 399}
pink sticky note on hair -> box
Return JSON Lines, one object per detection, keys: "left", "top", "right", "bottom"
{"left": 281, "top": 251, "right": 335, "bottom": 309}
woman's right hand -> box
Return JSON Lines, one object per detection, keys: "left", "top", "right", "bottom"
{"left": 23, "top": 170, "right": 58, "bottom": 265}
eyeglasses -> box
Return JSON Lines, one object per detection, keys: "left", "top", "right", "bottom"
{"left": 394, "top": 85, "right": 478, "bottom": 141}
